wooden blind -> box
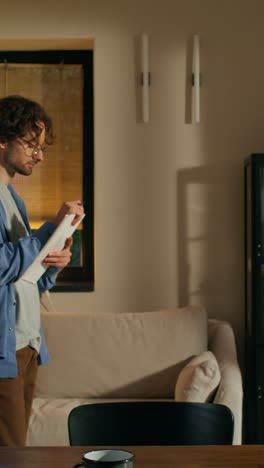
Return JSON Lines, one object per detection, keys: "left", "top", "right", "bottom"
{"left": 0, "top": 63, "right": 83, "bottom": 228}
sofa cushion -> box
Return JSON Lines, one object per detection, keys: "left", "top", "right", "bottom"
{"left": 36, "top": 307, "right": 207, "bottom": 399}
{"left": 175, "top": 350, "right": 221, "bottom": 403}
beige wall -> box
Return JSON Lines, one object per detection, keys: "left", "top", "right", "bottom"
{"left": 1, "top": 0, "right": 263, "bottom": 362}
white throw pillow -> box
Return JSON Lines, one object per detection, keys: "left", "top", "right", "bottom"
{"left": 175, "top": 351, "right": 221, "bottom": 403}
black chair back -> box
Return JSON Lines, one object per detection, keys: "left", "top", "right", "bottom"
{"left": 68, "top": 401, "right": 234, "bottom": 446}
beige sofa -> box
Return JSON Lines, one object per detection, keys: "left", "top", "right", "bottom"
{"left": 27, "top": 306, "right": 243, "bottom": 446}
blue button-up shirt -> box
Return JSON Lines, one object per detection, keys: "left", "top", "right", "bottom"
{"left": 0, "top": 184, "right": 59, "bottom": 377}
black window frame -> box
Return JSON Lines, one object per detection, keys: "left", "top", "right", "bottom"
{"left": 0, "top": 49, "right": 94, "bottom": 292}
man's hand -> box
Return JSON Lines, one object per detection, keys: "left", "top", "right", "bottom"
{"left": 51, "top": 200, "right": 84, "bottom": 226}
{"left": 42, "top": 237, "right": 73, "bottom": 269}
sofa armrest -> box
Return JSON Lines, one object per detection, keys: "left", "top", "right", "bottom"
{"left": 208, "top": 319, "right": 243, "bottom": 445}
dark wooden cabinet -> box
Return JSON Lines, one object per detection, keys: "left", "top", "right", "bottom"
{"left": 245, "top": 154, "right": 264, "bottom": 443}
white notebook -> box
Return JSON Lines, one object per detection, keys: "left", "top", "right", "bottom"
{"left": 21, "top": 213, "right": 85, "bottom": 284}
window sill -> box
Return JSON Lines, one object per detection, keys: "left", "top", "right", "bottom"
{"left": 52, "top": 281, "right": 94, "bottom": 292}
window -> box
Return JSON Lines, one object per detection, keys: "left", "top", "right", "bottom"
{"left": 0, "top": 49, "right": 94, "bottom": 291}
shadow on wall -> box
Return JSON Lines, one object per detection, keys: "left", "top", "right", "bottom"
{"left": 176, "top": 164, "right": 244, "bottom": 329}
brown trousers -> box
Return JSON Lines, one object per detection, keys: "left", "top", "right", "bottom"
{"left": 0, "top": 346, "right": 38, "bottom": 446}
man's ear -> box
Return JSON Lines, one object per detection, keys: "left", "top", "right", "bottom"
{"left": 0, "top": 142, "right": 7, "bottom": 149}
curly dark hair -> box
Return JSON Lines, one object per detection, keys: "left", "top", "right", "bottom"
{"left": 0, "top": 95, "right": 54, "bottom": 145}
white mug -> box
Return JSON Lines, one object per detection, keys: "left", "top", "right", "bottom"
{"left": 73, "top": 449, "right": 135, "bottom": 468}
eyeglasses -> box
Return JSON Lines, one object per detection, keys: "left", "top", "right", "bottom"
{"left": 17, "top": 137, "right": 48, "bottom": 158}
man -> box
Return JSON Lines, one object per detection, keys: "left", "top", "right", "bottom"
{"left": 0, "top": 95, "right": 84, "bottom": 446}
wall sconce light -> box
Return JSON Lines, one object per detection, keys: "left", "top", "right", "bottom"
{"left": 141, "top": 33, "right": 150, "bottom": 123}
{"left": 192, "top": 34, "right": 201, "bottom": 123}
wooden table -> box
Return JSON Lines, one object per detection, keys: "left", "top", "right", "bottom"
{"left": 1, "top": 445, "right": 264, "bottom": 468}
